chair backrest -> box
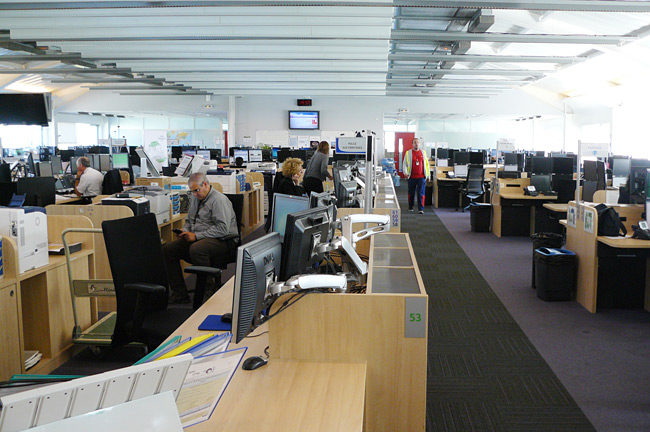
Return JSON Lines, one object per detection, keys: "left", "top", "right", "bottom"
{"left": 102, "top": 213, "right": 169, "bottom": 347}
{"left": 466, "top": 167, "right": 485, "bottom": 194}
{"left": 224, "top": 193, "right": 244, "bottom": 239}
{"left": 102, "top": 169, "right": 124, "bottom": 194}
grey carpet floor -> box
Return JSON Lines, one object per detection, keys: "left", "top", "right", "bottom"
{"left": 434, "top": 206, "right": 650, "bottom": 432}
{"left": 395, "top": 186, "right": 595, "bottom": 432}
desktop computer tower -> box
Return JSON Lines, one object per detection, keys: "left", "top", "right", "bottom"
{"left": 0, "top": 208, "right": 49, "bottom": 273}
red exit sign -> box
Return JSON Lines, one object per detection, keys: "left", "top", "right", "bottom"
{"left": 297, "top": 99, "right": 312, "bottom": 106}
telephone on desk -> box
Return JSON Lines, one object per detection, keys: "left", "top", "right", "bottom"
{"left": 632, "top": 220, "right": 650, "bottom": 240}
{"left": 524, "top": 186, "right": 538, "bottom": 197}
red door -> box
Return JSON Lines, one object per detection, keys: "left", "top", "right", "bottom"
{"left": 394, "top": 132, "right": 415, "bottom": 178}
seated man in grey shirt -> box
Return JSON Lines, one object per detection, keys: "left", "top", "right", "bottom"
{"left": 163, "top": 172, "right": 239, "bottom": 304}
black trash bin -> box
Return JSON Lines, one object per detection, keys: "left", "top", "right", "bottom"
{"left": 530, "top": 232, "right": 564, "bottom": 288}
{"left": 469, "top": 203, "right": 491, "bottom": 232}
{"left": 534, "top": 248, "right": 576, "bottom": 301}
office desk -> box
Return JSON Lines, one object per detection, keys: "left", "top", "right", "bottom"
{"left": 538, "top": 203, "right": 568, "bottom": 234}
{"left": 566, "top": 202, "right": 649, "bottom": 312}
{"left": 338, "top": 173, "right": 401, "bottom": 232}
{"left": 491, "top": 179, "right": 557, "bottom": 237}
{"left": 171, "top": 231, "right": 427, "bottom": 431}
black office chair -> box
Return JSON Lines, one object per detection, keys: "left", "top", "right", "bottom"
{"left": 460, "top": 167, "right": 485, "bottom": 212}
{"left": 102, "top": 169, "right": 124, "bottom": 195}
{"left": 102, "top": 213, "right": 218, "bottom": 350}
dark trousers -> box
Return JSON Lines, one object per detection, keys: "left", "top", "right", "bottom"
{"left": 163, "top": 237, "right": 230, "bottom": 297}
{"left": 408, "top": 177, "right": 426, "bottom": 211}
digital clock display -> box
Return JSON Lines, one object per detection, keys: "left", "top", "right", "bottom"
{"left": 297, "top": 99, "right": 312, "bottom": 106}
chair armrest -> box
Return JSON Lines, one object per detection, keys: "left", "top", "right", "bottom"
{"left": 184, "top": 266, "right": 222, "bottom": 277}
{"left": 123, "top": 283, "right": 167, "bottom": 295}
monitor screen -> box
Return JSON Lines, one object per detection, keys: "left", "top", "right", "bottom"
{"left": 272, "top": 148, "right": 279, "bottom": 159}
{"left": 532, "top": 157, "right": 553, "bottom": 174}
{"left": 233, "top": 149, "right": 249, "bottom": 163}
{"left": 453, "top": 151, "right": 470, "bottom": 166}
{"left": 583, "top": 160, "right": 598, "bottom": 182}
{"left": 210, "top": 149, "right": 222, "bottom": 160}
{"left": 271, "top": 193, "right": 309, "bottom": 239}
{"left": 38, "top": 161, "right": 53, "bottom": 177}
{"left": 280, "top": 206, "right": 332, "bottom": 281}
{"left": 628, "top": 166, "right": 648, "bottom": 204}
{"left": 99, "top": 154, "right": 112, "bottom": 172}
{"left": 196, "top": 149, "right": 211, "bottom": 160}
{"left": 552, "top": 157, "right": 574, "bottom": 175}
{"left": 436, "top": 148, "right": 449, "bottom": 160}
{"left": 289, "top": 111, "right": 319, "bottom": 130}
{"left": 469, "top": 151, "right": 484, "bottom": 165}
{"left": 171, "top": 146, "right": 182, "bottom": 159}
{"left": 112, "top": 153, "right": 130, "bottom": 169}
{"left": 69, "top": 157, "right": 78, "bottom": 175}
{"left": 277, "top": 149, "right": 292, "bottom": 163}
{"left": 26, "top": 153, "right": 36, "bottom": 175}
{"left": 262, "top": 149, "right": 272, "bottom": 162}
{"left": 504, "top": 153, "right": 518, "bottom": 165}
{"left": 612, "top": 158, "right": 631, "bottom": 177}
{"left": 17, "top": 177, "right": 56, "bottom": 206}
{"left": 292, "top": 149, "right": 307, "bottom": 163}
{"left": 232, "top": 232, "right": 282, "bottom": 344}
{"left": 0, "top": 93, "right": 50, "bottom": 126}
{"left": 50, "top": 155, "right": 63, "bottom": 175}
{"left": 58, "top": 149, "right": 74, "bottom": 162}
{"left": 530, "top": 174, "right": 552, "bottom": 193}
{"left": 248, "top": 149, "right": 263, "bottom": 162}
{"left": 310, "top": 191, "right": 337, "bottom": 232}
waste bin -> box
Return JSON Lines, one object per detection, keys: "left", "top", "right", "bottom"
{"left": 534, "top": 248, "right": 576, "bottom": 301}
{"left": 530, "top": 232, "right": 564, "bottom": 288}
{"left": 469, "top": 203, "right": 491, "bottom": 232}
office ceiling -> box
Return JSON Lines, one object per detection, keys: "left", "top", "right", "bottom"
{"left": 0, "top": 1, "right": 649, "bottom": 113}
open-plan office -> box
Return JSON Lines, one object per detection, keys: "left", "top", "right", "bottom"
{"left": 1, "top": 2, "right": 650, "bottom": 432}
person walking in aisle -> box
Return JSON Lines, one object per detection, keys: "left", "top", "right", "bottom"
{"left": 403, "top": 138, "right": 430, "bottom": 214}
{"left": 302, "top": 141, "right": 333, "bottom": 195}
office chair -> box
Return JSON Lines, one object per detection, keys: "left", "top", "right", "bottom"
{"left": 102, "top": 213, "right": 218, "bottom": 350}
{"left": 302, "top": 176, "right": 324, "bottom": 196}
{"left": 459, "top": 167, "right": 485, "bottom": 212}
{"left": 102, "top": 169, "right": 124, "bottom": 195}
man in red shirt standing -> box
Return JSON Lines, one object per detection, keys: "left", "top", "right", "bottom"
{"left": 403, "top": 138, "right": 430, "bottom": 214}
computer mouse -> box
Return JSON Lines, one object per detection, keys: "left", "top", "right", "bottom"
{"left": 242, "top": 356, "right": 268, "bottom": 371}
{"left": 220, "top": 313, "right": 232, "bottom": 323}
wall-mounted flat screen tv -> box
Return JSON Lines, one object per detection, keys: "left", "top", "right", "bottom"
{"left": 289, "top": 111, "right": 319, "bottom": 130}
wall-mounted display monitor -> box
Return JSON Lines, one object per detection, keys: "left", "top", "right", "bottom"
{"left": 288, "top": 111, "right": 319, "bottom": 130}
{"left": 0, "top": 93, "right": 51, "bottom": 126}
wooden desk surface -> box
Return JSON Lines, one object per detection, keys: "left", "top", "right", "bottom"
{"left": 172, "top": 278, "right": 366, "bottom": 432}
{"left": 543, "top": 203, "right": 568, "bottom": 212}
{"left": 598, "top": 236, "right": 650, "bottom": 249}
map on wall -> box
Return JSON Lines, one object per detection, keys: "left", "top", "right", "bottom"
{"left": 143, "top": 130, "right": 168, "bottom": 170}
{"left": 168, "top": 130, "right": 192, "bottom": 147}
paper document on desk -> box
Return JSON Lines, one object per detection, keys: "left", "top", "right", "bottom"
{"left": 175, "top": 348, "right": 246, "bottom": 428}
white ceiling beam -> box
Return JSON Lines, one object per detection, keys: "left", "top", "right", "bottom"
{"left": 389, "top": 67, "right": 547, "bottom": 76}
{"left": 391, "top": 30, "right": 636, "bottom": 44}
{"left": 388, "top": 53, "right": 584, "bottom": 63}
{"left": 119, "top": 61, "right": 389, "bottom": 71}
{"left": 38, "top": 40, "right": 390, "bottom": 49}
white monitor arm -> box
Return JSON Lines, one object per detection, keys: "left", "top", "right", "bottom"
{"left": 267, "top": 273, "right": 348, "bottom": 298}
{"left": 340, "top": 213, "right": 390, "bottom": 247}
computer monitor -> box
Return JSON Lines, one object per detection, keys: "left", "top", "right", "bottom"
{"left": 17, "top": 177, "right": 56, "bottom": 206}
{"left": 171, "top": 146, "right": 183, "bottom": 160}
{"left": 50, "top": 155, "right": 63, "bottom": 175}
{"left": 436, "top": 148, "right": 449, "bottom": 160}
{"left": 552, "top": 157, "right": 574, "bottom": 175}
{"left": 182, "top": 148, "right": 196, "bottom": 157}
{"left": 272, "top": 148, "right": 279, "bottom": 160}
{"left": 628, "top": 166, "right": 648, "bottom": 204}
{"left": 262, "top": 149, "right": 272, "bottom": 162}
{"left": 453, "top": 151, "right": 470, "bottom": 166}
{"left": 69, "top": 156, "right": 78, "bottom": 175}
{"left": 310, "top": 191, "right": 337, "bottom": 233}
{"left": 196, "top": 149, "right": 211, "bottom": 160}
{"left": 38, "top": 161, "right": 53, "bottom": 177}
{"left": 99, "top": 154, "right": 112, "bottom": 172}
{"left": 277, "top": 149, "right": 292, "bottom": 163}
{"left": 535, "top": 151, "right": 545, "bottom": 157}
{"left": 504, "top": 153, "right": 518, "bottom": 165}
{"left": 612, "top": 158, "right": 631, "bottom": 178}
{"left": 292, "top": 149, "right": 307, "bottom": 163}
{"left": 469, "top": 151, "right": 484, "bottom": 165}
{"left": 530, "top": 174, "right": 552, "bottom": 193}
{"left": 582, "top": 181, "right": 598, "bottom": 202}
{"left": 280, "top": 206, "right": 332, "bottom": 281}
{"left": 86, "top": 153, "right": 100, "bottom": 170}
{"left": 73, "top": 148, "right": 86, "bottom": 157}
{"left": 112, "top": 153, "right": 130, "bottom": 169}
{"left": 58, "top": 149, "right": 73, "bottom": 162}
{"left": 210, "top": 149, "right": 222, "bottom": 161}
{"left": 248, "top": 149, "right": 263, "bottom": 163}
{"left": 26, "top": 153, "right": 36, "bottom": 176}
{"left": 271, "top": 193, "right": 309, "bottom": 239}
{"left": 232, "top": 232, "right": 282, "bottom": 344}
{"left": 134, "top": 148, "right": 161, "bottom": 177}
{"left": 233, "top": 149, "right": 249, "bottom": 164}
{"left": 532, "top": 157, "right": 553, "bottom": 174}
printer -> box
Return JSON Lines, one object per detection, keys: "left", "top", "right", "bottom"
{"left": 0, "top": 208, "right": 49, "bottom": 273}
{"left": 101, "top": 196, "right": 150, "bottom": 217}
{"left": 113, "top": 187, "right": 171, "bottom": 224}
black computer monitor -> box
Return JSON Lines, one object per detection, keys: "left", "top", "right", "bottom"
{"left": 309, "top": 191, "right": 337, "bottom": 233}
{"left": 277, "top": 149, "right": 292, "bottom": 163}
{"left": 69, "top": 156, "right": 78, "bottom": 175}
{"left": 261, "top": 149, "right": 272, "bottom": 162}
{"left": 469, "top": 151, "right": 484, "bottom": 165}
{"left": 531, "top": 157, "right": 553, "bottom": 174}
{"left": 552, "top": 157, "right": 574, "bottom": 175}
{"left": 504, "top": 153, "right": 518, "bottom": 165}
{"left": 453, "top": 151, "right": 470, "bottom": 166}
{"left": 535, "top": 151, "right": 545, "bottom": 157}
{"left": 232, "top": 232, "right": 282, "bottom": 344}
{"left": 26, "top": 153, "right": 36, "bottom": 176}
{"left": 631, "top": 158, "right": 650, "bottom": 168}
{"left": 628, "top": 166, "right": 648, "bottom": 204}
{"left": 583, "top": 160, "right": 597, "bottom": 182}
{"left": 333, "top": 151, "right": 361, "bottom": 162}
{"left": 582, "top": 181, "right": 598, "bottom": 202}
{"left": 280, "top": 206, "right": 332, "bottom": 281}
{"left": 58, "top": 149, "right": 74, "bottom": 162}
{"left": 271, "top": 193, "right": 310, "bottom": 239}
{"left": 171, "top": 146, "right": 183, "bottom": 160}
{"left": 530, "top": 174, "right": 552, "bottom": 193}
{"left": 210, "top": 149, "right": 222, "bottom": 161}
{"left": 292, "top": 149, "right": 307, "bottom": 163}
{"left": 112, "top": 153, "right": 130, "bottom": 169}
{"left": 612, "top": 158, "right": 631, "bottom": 178}
{"left": 73, "top": 148, "right": 86, "bottom": 157}
{"left": 436, "top": 148, "right": 449, "bottom": 160}
{"left": 50, "top": 155, "right": 63, "bottom": 175}
{"left": 17, "top": 177, "right": 56, "bottom": 207}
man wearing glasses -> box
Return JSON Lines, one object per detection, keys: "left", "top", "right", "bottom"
{"left": 163, "top": 172, "right": 238, "bottom": 304}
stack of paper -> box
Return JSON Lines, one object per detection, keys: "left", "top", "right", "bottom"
{"left": 134, "top": 333, "right": 232, "bottom": 365}
{"left": 24, "top": 350, "right": 42, "bottom": 370}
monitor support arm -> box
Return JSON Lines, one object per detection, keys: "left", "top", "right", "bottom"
{"left": 267, "top": 274, "right": 348, "bottom": 298}
{"left": 340, "top": 214, "right": 390, "bottom": 247}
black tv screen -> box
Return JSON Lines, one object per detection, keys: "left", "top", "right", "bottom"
{"left": 289, "top": 111, "right": 319, "bottom": 130}
{"left": 0, "top": 93, "right": 50, "bottom": 126}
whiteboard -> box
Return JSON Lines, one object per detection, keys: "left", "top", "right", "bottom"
{"left": 256, "top": 130, "right": 289, "bottom": 147}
